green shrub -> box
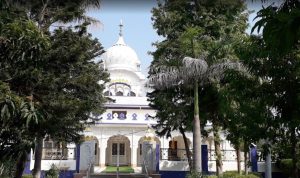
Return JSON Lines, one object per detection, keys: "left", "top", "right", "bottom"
{"left": 230, "top": 175, "right": 259, "bottom": 178}
{"left": 185, "top": 171, "right": 216, "bottom": 178}
{"left": 185, "top": 171, "right": 261, "bottom": 178}
{"left": 203, "top": 176, "right": 218, "bottom": 178}
{"left": 223, "top": 171, "right": 239, "bottom": 177}
{"left": 279, "top": 159, "right": 293, "bottom": 177}
{"left": 249, "top": 172, "right": 263, "bottom": 178}
{"left": 22, "top": 174, "right": 33, "bottom": 178}
{"left": 222, "top": 171, "right": 261, "bottom": 178}
{"left": 185, "top": 171, "right": 203, "bottom": 178}
{"left": 45, "top": 164, "right": 59, "bottom": 178}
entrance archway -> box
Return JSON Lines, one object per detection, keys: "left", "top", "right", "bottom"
{"left": 106, "top": 135, "right": 131, "bottom": 166}
{"left": 82, "top": 136, "right": 100, "bottom": 166}
{"left": 168, "top": 135, "right": 191, "bottom": 161}
{"left": 137, "top": 136, "right": 161, "bottom": 166}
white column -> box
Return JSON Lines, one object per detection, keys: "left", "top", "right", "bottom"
{"left": 100, "top": 137, "right": 107, "bottom": 167}
{"left": 161, "top": 137, "right": 170, "bottom": 160}
{"left": 265, "top": 150, "right": 272, "bottom": 178}
{"left": 131, "top": 134, "right": 139, "bottom": 167}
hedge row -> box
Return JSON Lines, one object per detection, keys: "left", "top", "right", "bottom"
{"left": 186, "top": 171, "right": 262, "bottom": 178}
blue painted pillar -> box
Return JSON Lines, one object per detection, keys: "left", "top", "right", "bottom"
{"left": 23, "top": 153, "right": 31, "bottom": 174}
{"left": 76, "top": 144, "right": 80, "bottom": 173}
{"left": 250, "top": 146, "right": 258, "bottom": 172}
{"left": 156, "top": 144, "right": 160, "bottom": 173}
{"left": 201, "top": 145, "right": 208, "bottom": 173}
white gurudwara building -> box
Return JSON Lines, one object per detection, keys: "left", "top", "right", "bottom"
{"left": 28, "top": 22, "right": 267, "bottom": 177}
{"left": 87, "top": 22, "right": 194, "bottom": 170}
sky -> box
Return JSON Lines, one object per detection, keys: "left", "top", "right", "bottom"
{"left": 86, "top": 0, "right": 282, "bottom": 75}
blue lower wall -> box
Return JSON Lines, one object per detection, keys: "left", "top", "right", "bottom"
{"left": 261, "top": 172, "right": 287, "bottom": 178}
{"left": 159, "top": 171, "right": 188, "bottom": 178}
{"left": 59, "top": 170, "right": 75, "bottom": 178}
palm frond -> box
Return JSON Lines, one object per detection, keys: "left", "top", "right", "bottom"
{"left": 206, "top": 62, "right": 247, "bottom": 82}
{"left": 148, "top": 56, "right": 248, "bottom": 89}
{"left": 81, "top": 0, "right": 101, "bottom": 9}
{"left": 148, "top": 68, "right": 180, "bottom": 89}
{"left": 181, "top": 56, "right": 208, "bottom": 80}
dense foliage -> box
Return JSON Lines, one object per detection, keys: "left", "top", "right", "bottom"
{"left": 150, "top": 0, "right": 300, "bottom": 177}
{"left": 149, "top": 0, "right": 248, "bottom": 174}
{"left": 0, "top": 1, "right": 108, "bottom": 177}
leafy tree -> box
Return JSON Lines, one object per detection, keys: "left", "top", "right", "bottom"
{"left": 3, "top": 0, "right": 101, "bottom": 32}
{"left": 148, "top": 35, "right": 245, "bottom": 173}
{"left": 252, "top": 0, "right": 300, "bottom": 56}
{"left": 251, "top": 1, "right": 300, "bottom": 177}
{"left": 0, "top": 16, "right": 49, "bottom": 177}
{"left": 223, "top": 32, "right": 300, "bottom": 178}
{"left": 0, "top": 1, "right": 109, "bottom": 177}
{"left": 150, "top": 0, "right": 248, "bottom": 174}
{"left": 148, "top": 85, "right": 195, "bottom": 168}
{"left": 29, "top": 25, "right": 108, "bottom": 178}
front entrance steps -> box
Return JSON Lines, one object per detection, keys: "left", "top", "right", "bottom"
{"left": 74, "top": 172, "right": 161, "bottom": 178}
{"left": 94, "top": 166, "right": 106, "bottom": 173}
{"left": 74, "top": 167, "right": 161, "bottom": 178}
{"left": 90, "top": 173, "right": 145, "bottom": 178}
{"left": 89, "top": 173, "right": 161, "bottom": 178}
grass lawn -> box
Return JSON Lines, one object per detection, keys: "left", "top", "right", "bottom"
{"left": 102, "top": 166, "right": 134, "bottom": 173}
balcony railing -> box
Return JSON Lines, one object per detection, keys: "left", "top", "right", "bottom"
{"left": 33, "top": 148, "right": 76, "bottom": 160}
{"left": 160, "top": 148, "right": 191, "bottom": 161}
{"left": 160, "top": 148, "right": 245, "bottom": 162}
{"left": 208, "top": 149, "right": 242, "bottom": 162}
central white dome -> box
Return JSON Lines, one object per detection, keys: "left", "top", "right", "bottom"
{"left": 102, "top": 35, "right": 141, "bottom": 72}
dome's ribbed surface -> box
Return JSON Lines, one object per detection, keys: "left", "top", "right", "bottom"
{"left": 102, "top": 36, "right": 141, "bottom": 72}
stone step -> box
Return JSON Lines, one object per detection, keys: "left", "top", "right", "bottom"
{"left": 89, "top": 173, "right": 161, "bottom": 178}
{"left": 90, "top": 173, "right": 145, "bottom": 178}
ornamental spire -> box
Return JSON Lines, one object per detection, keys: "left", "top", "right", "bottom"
{"left": 115, "top": 19, "right": 126, "bottom": 46}
{"left": 119, "top": 19, "right": 123, "bottom": 37}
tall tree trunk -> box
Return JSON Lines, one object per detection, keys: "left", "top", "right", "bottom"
{"left": 14, "top": 151, "right": 28, "bottom": 178}
{"left": 32, "top": 136, "right": 43, "bottom": 178}
{"left": 291, "top": 127, "right": 298, "bottom": 178}
{"left": 179, "top": 126, "right": 192, "bottom": 170}
{"left": 213, "top": 125, "right": 223, "bottom": 176}
{"left": 236, "top": 146, "right": 241, "bottom": 175}
{"left": 244, "top": 142, "right": 248, "bottom": 175}
{"left": 193, "top": 81, "right": 202, "bottom": 172}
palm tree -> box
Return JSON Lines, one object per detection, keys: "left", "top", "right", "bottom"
{"left": 148, "top": 56, "right": 244, "bottom": 173}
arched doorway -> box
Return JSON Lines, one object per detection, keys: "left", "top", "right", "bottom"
{"left": 106, "top": 135, "right": 131, "bottom": 166}
{"left": 82, "top": 136, "right": 100, "bottom": 166}
{"left": 137, "top": 136, "right": 161, "bottom": 166}
{"left": 168, "top": 135, "right": 191, "bottom": 161}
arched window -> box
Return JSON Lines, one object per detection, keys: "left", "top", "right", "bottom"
{"left": 104, "top": 91, "right": 112, "bottom": 96}
{"left": 128, "top": 91, "right": 136, "bottom": 96}
{"left": 116, "top": 91, "right": 123, "bottom": 96}
{"left": 42, "top": 136, "right": 69, "bottom": 160}
{"left": 107, "top": 82, "right": 135, "bottom": 96}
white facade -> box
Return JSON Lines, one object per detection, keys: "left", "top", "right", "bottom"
{"left": 79, "top": 23, "right": 249, "bottom": 172}
{"left": 90, "top": 24, "right": 194, "bottom": 168}
{"left": 31, "top": 22, "right": 258, "bottom": 174}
